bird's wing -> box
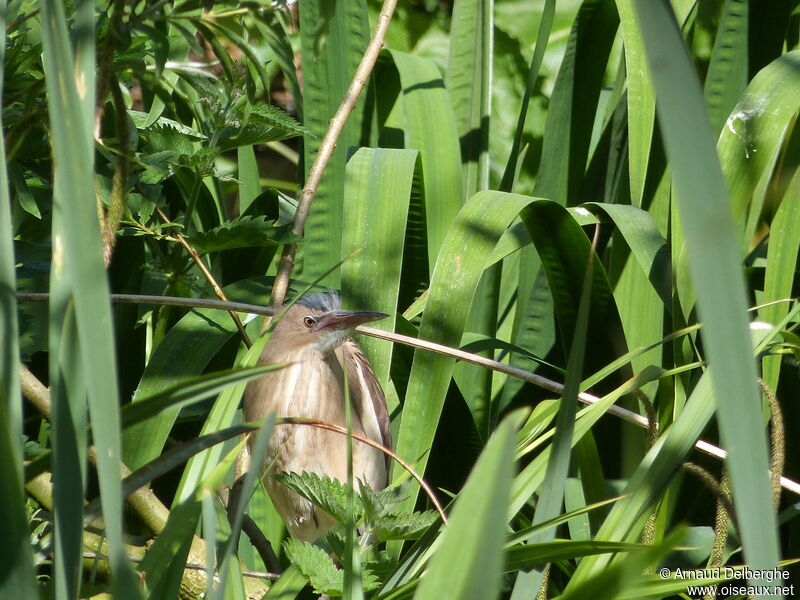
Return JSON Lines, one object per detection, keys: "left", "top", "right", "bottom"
{"left": 341, "top": 340, "right": 392, "bottom": 469}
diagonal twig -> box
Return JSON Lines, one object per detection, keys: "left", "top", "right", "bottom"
{"left": 155, "top": 207, "right": 252, "bottom": 348}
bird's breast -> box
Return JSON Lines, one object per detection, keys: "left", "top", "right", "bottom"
{"left": 243, "top": 347, "right": 387, "bottom": 541}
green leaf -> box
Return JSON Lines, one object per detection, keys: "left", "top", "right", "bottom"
{"left": 138, "top": 441, "right": 246, "bottom": 599}
{"left": 383, "top": 49, "right": 465, "bottom": 267}
{"left": 129, "top": 109, "right": 207, "bottom": 137}
{"left": 521, "top": 201, "right": 628, "bottom": 378}
{"left": 40, "top": 0, "right": 140, "bottom": 596}
{"left": 184, "top": 215, "right": 299, "bottom": 253}
{"left": 371, "top": 511, "right": 438, "bottom": 542}
{"left": 394, "top": 191, "right": 536, "bottom": 518}
{"left": 341, "top": 147, "right": 416, "bottom": 399}
{"left": 263, "top": 565, "right": 308, "bottom": 600}
{"left": 237, "top": 145, "right": 260, "bottom": 214}
{"left": 505, "top": 539, "right": 646, "bottom": 572}
{"left": 121, "top": 364, "right": 287, "bottom": 429}
{"left": 218, "top": 104, "right": 309, "bottom": 150}
{"left": 616, "top": 0, "right": 656, "bottom": 207}
{"left": 511, "top": 200, "right": 597, "bottom": 599}
{"left": 703, "top": 0, "right": 748, "bottom": 134}
{"left": 0, "top": 8, "right": 35, "bottom": 598}
{"left": 447, "top": 0, "right": 491, "bottom": 195}
{"left": 299, "top": 0, "right": 370, "bottom": 286}
{"left": 760, "top": 167, "right": 800, "bottom": 393}
{"left": 272, "top": 471, "right": 353, "bottom": 525}
{"left": 123, "top": 277, "right": 271, "bottom": 470}
{"left": 499, "top": 0, "right": 555, "bottom": 193}
{"left": 211, "top": 414, "right": 275, "bottom": 600}
{"left": 633, "top": 0, "right": 780, "bottom": 585}
{"left": 532, "top": 0, "right": 619, "bottom": 206}
{"left": 718, "top": 50, "right": 800, "bottom": 247}
{"left": 141, "top": 123, "right": 198, "bottom": 155}
{"left": 584, "top": 202, "right": 670, "bottom": 304}
{"left": 284, "top": 539, "right": 343, "bottom": 596}
{"left": 412, "top": 412, "right": 520, "bottom": 600}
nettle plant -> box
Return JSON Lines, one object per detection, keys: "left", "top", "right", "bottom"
{"left": 2, "top": 0, "right": 799, "bottom": 599}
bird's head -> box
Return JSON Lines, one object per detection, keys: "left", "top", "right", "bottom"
{"left": 272, "top": 291, "right": 388, "bottom": 355}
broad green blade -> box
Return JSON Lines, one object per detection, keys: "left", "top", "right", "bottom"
{"left": 50, "top": 307, "right": 87, "bottom": 600}
{"left": 123, "top": 278, "right": 271, "bottom": 470}
{"left": 413, "top": 412, "right": 519, "bottom": 600}
{"left": 566, "top": 373, "right": 717, "bottom": 586}
{"left": 760, "top": 168, "right": 800, "bottom": 394}
{"left": 385, "top": 49, "right": 464, "bottom": 267}
{"left": 446, "top": 0, "right": 497, "bottom": 438}
{"left": 139, "top": 441, "right": 246, "bottom": 599}
{"left": 510, "top": 214, "right": 596, "bottom": 599}
{"left": 615, "top": 0, "right": 655, "bottom": 207}
{"left": 532, "top": 0, "right": 619, "bottom": 206}
{"left": 521, "top": 201, "right": 628, "bottom": 379}
{"left": 299, "top": 0, "right": 370, "bottom": 285}
{"left": 499, "top": 0, "right": 555, "bottom": 193}
{"left": 121, "top": 364, "right": 287, "bottom": 429}
{"left": 210, "top": 416, "right": 274, "bottom": 600}
{"left": 718, "top": 51, "right": 800, "bottom": 248}
{"left": 341, "top": 147, "right": 417, "bottom": 393}
{"left": 703, "top": 0, "right": 748, "bottom": 134}
{"left": 447, "top": 0, "right": 492, "bottom": 196}
{"left": 237, "top": 145, "right": 261, "bottom": 215}
{"left": 587, "top": 201, "right": 669, "bottom": 399}
{"left": 394, "top": 191, "right": 538, "bottom": 518}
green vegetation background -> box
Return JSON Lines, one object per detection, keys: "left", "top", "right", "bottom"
{"left": 2, "top": 0, "right": 799, "bottom": 598}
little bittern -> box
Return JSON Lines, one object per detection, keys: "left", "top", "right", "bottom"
{"left": 244, "top": 291, "right": 391, "bottom": 541}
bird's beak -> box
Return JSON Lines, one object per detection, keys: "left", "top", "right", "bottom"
{"left": 314, "top": 310, "right": 389, "bottom": 332}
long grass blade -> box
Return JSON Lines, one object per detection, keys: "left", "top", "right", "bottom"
{"left": 39, "top": 0, "right": 139, "bottom": 596}
{"left": 385, "top": 50, "right": 464, "bottom": 266}
{"left": 413, "top": 412, "right": 520, "bottom": 600}
{"left": 341, "top": 147, "right": 417, "bottom": 391}
{"left": 0, "top": 4, "right": 37, "bottom": 595}
{"left": 394, "top": 192, "right": 536, "bottom": 518}
{"left": 634, "top": 0, "right": 779, "bottom": 585}
{"left": 510, "top": 227, "right": 598, "bottom": 599}
{"left": 299, "top": 0, "right": 370, "bottom": 285}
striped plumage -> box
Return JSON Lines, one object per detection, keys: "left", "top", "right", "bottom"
{"left": 244, "top": 292, "right": 390, "bottom": 541}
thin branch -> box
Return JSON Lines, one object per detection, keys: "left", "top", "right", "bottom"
{"left": 269, "top": 0, "right": 399, "bottom": 312}
{"left": 16, "top": 292, "right": 800, "bottom": 498}
{"left": 155, "top": 207, "right": 252, "bottom": 348}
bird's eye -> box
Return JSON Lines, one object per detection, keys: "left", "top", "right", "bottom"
{"left": 302, "top": 316, "right": 317, "bottom": 328}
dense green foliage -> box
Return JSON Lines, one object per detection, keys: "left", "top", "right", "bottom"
{"left": 3, "top": 0, "right": 800, "bottom": 598}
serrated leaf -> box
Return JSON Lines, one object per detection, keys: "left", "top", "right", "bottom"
{"left": 128, "top": 109, "right": 207, "bottom": 140}
{"left": 283, "top": 539, "right": 343, "bottom": 596}
{"left": 272, "top": 471, "right": 355, "bottom": 525}
{"left": 184, "top": 215, "right": 299, "bottom": 254}
{"left": 136, "top": 150, "right": 177, "bottom": 184}
{"left": 142, "top": 123, "right": 197, "bottom": 155}
{"left": 359, "top": 481, "right": 410, "bottom": 522}
{"left": 218, "top": 103, "right": 309, "bottom": 150}
{"left": 371, "top": 511, "right": 438, "bottom": 541}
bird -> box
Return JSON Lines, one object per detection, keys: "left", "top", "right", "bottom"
{"left": 244, "top": 291, "right": 391, "bottom": 542}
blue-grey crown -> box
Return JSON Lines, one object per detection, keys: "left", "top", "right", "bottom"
{"left": 296, "top": 290, "right": 341, "bottom": 312}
